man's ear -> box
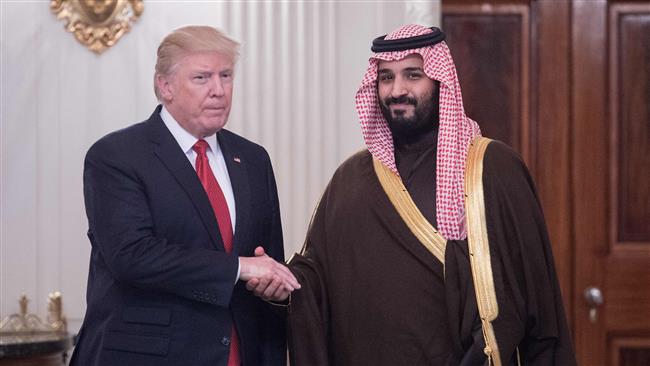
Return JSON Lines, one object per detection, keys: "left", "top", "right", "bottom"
{"left": 156, "top": 73, "right": 173, "bottom": 102}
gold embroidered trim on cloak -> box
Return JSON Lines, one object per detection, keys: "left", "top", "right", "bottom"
{"left": 465, "top": 136, "right": 502, "bottom": 366}
{"left": 372, "top": 157, "right": 446, "bottom": 264}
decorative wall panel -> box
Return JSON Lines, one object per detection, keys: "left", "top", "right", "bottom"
{"left": 442, "top": 6, "right": 529, "bottom": 160}
{"left": 610, "top": 8, "right": 650, "bottom": 243}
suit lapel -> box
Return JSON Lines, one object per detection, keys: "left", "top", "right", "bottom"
{"left": 146, "top": 108, "right": 225, "bottom": 251}
{"left": 217, "top": 130, "right": 251, "bottom": 256}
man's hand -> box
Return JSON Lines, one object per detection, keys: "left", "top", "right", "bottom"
{"left": 240, "top": 247, "right": 300, "bottom": 302}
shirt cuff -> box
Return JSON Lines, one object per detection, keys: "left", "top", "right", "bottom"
{"left": 235, "top": 257, "right": 241, "bottom": 283}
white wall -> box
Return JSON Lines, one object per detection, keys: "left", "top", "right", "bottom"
{"left": 0, "top": 1, "right": 439, "bottom": 332}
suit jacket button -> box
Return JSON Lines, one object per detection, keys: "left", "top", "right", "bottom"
{"left": 221, "top": 336, "right": 231, "bottom": 346}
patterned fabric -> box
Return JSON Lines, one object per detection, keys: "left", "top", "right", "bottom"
{"left": 355, "top": 24, "right": 481, "bottom": 240}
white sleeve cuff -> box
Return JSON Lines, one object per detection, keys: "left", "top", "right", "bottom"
{"left": 235, "top": 257, "right": 241, "bottom": 283}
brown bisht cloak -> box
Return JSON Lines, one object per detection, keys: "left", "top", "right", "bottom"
{"left": 287, "top": 141, "right": 576, "bottom": 366}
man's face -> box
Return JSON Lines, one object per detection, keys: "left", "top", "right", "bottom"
{"left": 157, "top": 51, "right": 234, "bottom": 138}
{"left": 377, "top": 54, "right": 439, "bottom": 140}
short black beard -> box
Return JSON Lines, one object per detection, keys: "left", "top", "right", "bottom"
{"left": 379, "top": 85, "right": 440, "bottom": 145}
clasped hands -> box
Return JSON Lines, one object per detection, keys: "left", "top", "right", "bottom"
{"left": 239, "top": 247, "right": 299, "bottom": 302}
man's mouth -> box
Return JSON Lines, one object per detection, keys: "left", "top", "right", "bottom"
{"left": 389, "top": 103, "right": 415, "bottom": 116}
{"left": 390, "top": 103, "right": 414, "bottom": 109}
{"left": 385, "top": 96, "right": 417, "bottom": 114}
{"left": 205, "top": 106, "right": 226, "bottom": 112}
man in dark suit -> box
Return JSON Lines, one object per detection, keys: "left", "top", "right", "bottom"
{"left": 70, "top": 25, "right": 299, "bottom": 366}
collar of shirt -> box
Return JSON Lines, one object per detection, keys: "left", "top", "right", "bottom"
{"left": 160, "top": 106, "right": 221, "bottom": 160}
{"left": 159, "top": 105, "right": 237, "bottom": 232}
{"left": 158, "top": 106, "right": 241, "bottom": 281}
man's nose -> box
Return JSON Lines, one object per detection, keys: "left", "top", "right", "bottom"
{"left": 209, "top": 77, "right": 225, "bottom": 97}
{"left": 390, "top": 77, "right": 408, "bottom": 98}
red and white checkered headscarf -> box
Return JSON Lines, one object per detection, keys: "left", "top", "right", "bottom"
{"left": 355, "top": 24, "right": 481, "bottom": 240}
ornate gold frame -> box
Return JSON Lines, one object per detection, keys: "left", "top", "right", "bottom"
{"left": 51, "top": 0, "right": 144, "bottom": 54}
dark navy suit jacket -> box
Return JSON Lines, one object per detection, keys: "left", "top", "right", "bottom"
{"left": 70, "top": 106, "right": 286, "bottom": 366}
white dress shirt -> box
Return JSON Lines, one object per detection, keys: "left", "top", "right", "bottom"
{"left": 160, "top": 106, "right": 240, "bottom": 280}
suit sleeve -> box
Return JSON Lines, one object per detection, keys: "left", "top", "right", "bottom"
{"left": 83, "top": 139, "right": 239, "bottom": 307}
{"left": 257, "top": 154, "right": 288, "bottom": 366}
{"left": 286, "top": 185, "right": 332, "bottom": 366}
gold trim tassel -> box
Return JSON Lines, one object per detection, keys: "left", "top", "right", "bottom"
{"left": 464, "top": 137, "right": 502, "bottom": 366}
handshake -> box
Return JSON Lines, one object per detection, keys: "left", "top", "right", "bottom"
{"left": 239, "top": 247, "right": 300, "bottom": 302}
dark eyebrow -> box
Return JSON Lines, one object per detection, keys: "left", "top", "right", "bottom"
{"left": 377, "top": 68, "right": 393, "bottom": 74}
{"left": 403, "top": 67, "right": 424, "bottom": 72}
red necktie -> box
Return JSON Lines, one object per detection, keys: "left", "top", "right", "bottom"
{"left": 193, "top": 139, "right": 241, "bottom": 366}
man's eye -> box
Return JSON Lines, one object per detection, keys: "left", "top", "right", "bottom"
{"left": 407, "top": 73, "right": 423, "bottom": 79}
{"left": 379, "top": 74, "right": 393, "bottom": 82}
{"left": 194, "top": 75, "right": 206, "bottom": 81}
{"left": 221, "top": 73, "right": 232, "bottom": 79}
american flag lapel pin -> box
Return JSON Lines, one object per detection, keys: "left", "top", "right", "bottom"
{"left": 233, "top": 157, "right": 241, "bottom": 163}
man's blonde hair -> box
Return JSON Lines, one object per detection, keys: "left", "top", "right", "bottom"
{"left": 154, "top": 25, "right": 240, "bottom": 100}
